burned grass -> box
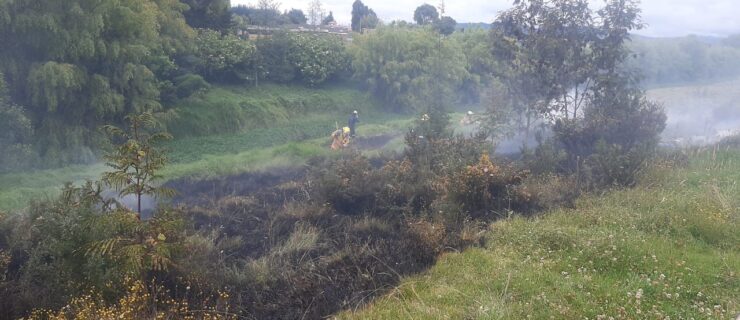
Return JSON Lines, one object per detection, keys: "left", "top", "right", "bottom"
{"left": 165, "top": 144, "right": 550, "bottom": 319}
{"left": 173, "top": 170, "right": 471, "bottom": 319}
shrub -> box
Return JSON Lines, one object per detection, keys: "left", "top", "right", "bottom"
{"left": 0, "top": 88, "right": 38, "bottom": 172}
{"left": 547, "top": 86, "right": 667, "bottom": 188}
{"left": 0, "top": 182, "right": 185, "bottom": 317}
{"left": 25, "top": 279, "right": 234, "bottom": 320}
{"left": 174, "top": 73, "right": 211, "bottom": 99}
{"left": 257, "top": 32, "right": 350, "bottom": 86}
{"left": 312, "top": 153, "right": 386, "bottom": 215}
{"left": 442, "top": 153, "right": 531, "bottom": 218}
{"left": 192, "top": 29, "right": 258, "bottom": 83}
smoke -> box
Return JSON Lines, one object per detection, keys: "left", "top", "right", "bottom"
{"left": 648, "top": 78, "right": 740, "bottom": 146}
{"left": 101, "top": 189, "right": 158, "bottom": 219}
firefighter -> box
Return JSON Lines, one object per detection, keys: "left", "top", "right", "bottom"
{"left": 348, "top": 110, "right": 360, "bottom": 138}
{"left": 331, "top": 127, "right": 351, "bottom": 150}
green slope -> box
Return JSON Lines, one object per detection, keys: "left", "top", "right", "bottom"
{"left": 0, "top": 84, "right": 413, "bottom": 212}
{"left": 339, "top": 149, "right": 740, "bottom": 319}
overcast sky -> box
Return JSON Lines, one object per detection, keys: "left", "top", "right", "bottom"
{"left": 231, "top": 0, "right": 740, "bottom": 38}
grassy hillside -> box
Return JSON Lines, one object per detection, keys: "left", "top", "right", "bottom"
{"left": 165, "top": 84, "right": 386, "bottom": 137}
{"left": 0, "top": 84, "right": 417, "bottom": 212}
{"left": 338, "top": 149, "right": 740, "bottom": 319}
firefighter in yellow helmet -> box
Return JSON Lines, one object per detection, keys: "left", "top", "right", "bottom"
{"left": 331, "top": 126, "right": 351, "bottom": 150}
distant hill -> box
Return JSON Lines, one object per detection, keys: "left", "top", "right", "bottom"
{"left": 631, "top": 34, "right": 725, "bottom": 45}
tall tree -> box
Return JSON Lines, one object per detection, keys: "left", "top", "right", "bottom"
{"left": 488, "top": 0, "right": 596, "bottom": 148}
{"left": 414, "top": 3, "right": 439, "bottom": 25}
{"left": 181, "top": 0, "right": 232, "bottom": 30}
{"left": 256, "top": 0, "right": 282, "bottom": 26}
{"left": 308, "top": 0, "right": 325, "bottom": 26}
{"left": 488, "top": 0, "right": 665, "bottom": 186}
{"left": 286, "top": 8, "right": 308, "bottom": 24}
{"left": 351, "top": 0, "right": 377, "bottom": 32}
{"left": 433, "top": 16, "right": 456, "bottom": 35}
{"left": 322, "top": 11, "right": 335, "bottom": 25}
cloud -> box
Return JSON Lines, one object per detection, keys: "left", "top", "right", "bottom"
{"left": 637, "top": 0, "right": 740, "bottom": 37}
{"left": 230, "top": 0, "right": 740, "bottom": 37}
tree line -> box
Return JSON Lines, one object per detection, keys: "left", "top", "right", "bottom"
{"left": 0, "top": 0, "right": 468, "bottom": 173}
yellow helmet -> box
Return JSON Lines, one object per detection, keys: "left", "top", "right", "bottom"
{"left": 342, "top": 126, "right": 351, "bottom": 134}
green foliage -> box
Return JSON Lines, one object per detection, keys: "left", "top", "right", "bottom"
{"left": 0, "top": 104, "right": 37, "bottom": 173}
{"left": 553, "top": 87, "right": 667, "bottom": 187}
{"left": 0, "top": 181, "right": 184, "bottom": 316}
{"left": 627, "top": 35, "right": 740, "bottom": 85}
{"left": 433, "top": 16, "right": 457, "bottom": 36}
{"left": 256, "top": 32, "right": 350, "bottom": 85}
{"left": 322, "top": 11, "right": 335, "bottom": 25}
{"left": 351, "top": 0, "right": 378, "bottom": 32}
{"left": 489, "top": 0, "right": 597, "bottom": 128}
{"left": 350, "top": 26, "right": 469, "bottom": 111}
{"left": 181, "top": 0, "right": 231, "bottom": 31}
{"left": 286, "top": 8, "right": 307, "bottom": 24}
{"left": 192, "top": 28, "right": 258, "bottom": 83}
{"left": 451, "top": 29, "right": 497, "bottom": 103}
{"left": 491, "top": 0, "right": 666, "bottom": 186}
{"left": 231, "top": 4, "right": 285, "bottom": 27}
{"left": 255, "top": 33, "right": 298, "bottom": 83}
{"left": 173, "top": 73, "right": 211, "bottom": 98}
{"left": 286, "top": 33, "right": 350, "bottom": 85}
{"left": 102, "top": 113, "right": 174, "bottom": 214}
{"left": 0, "top": 0, "right": 194, "bottom": 167}
{"left": 413, "top": 4, "right": 439, "bottom": 25}
{"left": 0, "top": 74, "right": 38, "bottom": 172}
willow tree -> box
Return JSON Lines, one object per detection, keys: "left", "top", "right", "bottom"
{"left": 0, "top": 0, "right": 193, "bottom": 166}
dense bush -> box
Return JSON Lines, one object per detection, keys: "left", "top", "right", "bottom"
{"left": 553, "top": 85, "right": 667, "bottom": 187}
{"left": 0, "top": 182, "right": 185, "bottom": 317}
{"left": 192, "top": 29, "right": 259, "bottom": 83}
{"left": 451, "top": 29, "right": 498, "bottom": 103}
{"left": 443, "top": 154, "right": 531, "bottom": 218}
{"left": 0, "top": 0, "right": 193, "bottom": 168}
{"left": 257, "top": 32, "right": 350, "bottom": 86}
{"left": 174, "top": 73, "right": 211, "bottom": 99}
{"left": 0, "top": 77, "right": 38, "bottom": 172}
{"left": 350, "top": 26, "right": 469, "bottom": 111}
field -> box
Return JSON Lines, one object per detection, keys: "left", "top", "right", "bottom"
{"left": 0, "top": 84, "right": 422, "bottom": 212}
{"left": 337, "top": 148, "right": 740, "bottom": 319}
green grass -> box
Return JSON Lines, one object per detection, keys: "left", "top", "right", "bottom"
{"left": 165, "top": 83, "right": 387, "bottom": 138}
{"left": 0, "top": 164, "right": 108, "bottom": 212}
{"left": 0, "top": 84, "right": 411, "bottom": 212}
{"left": 338, "top": 149, "right": 740, "bottom": 319}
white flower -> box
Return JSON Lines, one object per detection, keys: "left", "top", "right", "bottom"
{"left": 635, "top": 289, "right": 643, "bottom": 299}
